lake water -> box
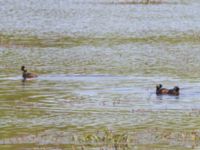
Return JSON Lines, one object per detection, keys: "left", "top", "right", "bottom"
{"left": 0, "top": 0, "right": 200, "bottom": 149}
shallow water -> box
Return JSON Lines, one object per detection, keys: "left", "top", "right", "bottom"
{"left": 0, "top": 0, "right": 200, "bottom": 149}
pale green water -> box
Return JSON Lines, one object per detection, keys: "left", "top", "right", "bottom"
{"left": 0, "top": 0, "right": 200, "bottom": 149}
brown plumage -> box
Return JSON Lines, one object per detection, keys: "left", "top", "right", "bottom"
{"left": 21, "top": 66, "right": 38, "bottom": 81}
{"left": 156, "top": 84, "right": 179, "bottom": 96}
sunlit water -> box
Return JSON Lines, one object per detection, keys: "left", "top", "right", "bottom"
{"left": 0, "top": 0, "right": 200, "bottom": 149}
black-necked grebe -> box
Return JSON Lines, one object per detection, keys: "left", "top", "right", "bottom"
{"left": 156, "top": 84, "right": 179, "bottom": 96}
{"left": 21, "top": 66, "right": 38, "bottom": 81}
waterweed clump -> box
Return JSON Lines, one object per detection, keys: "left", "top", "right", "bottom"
{"left": 72, "top": 128, "right": 132, "bottom": 149}
{"left": 71, "top": 127, "right": 200, "bottom": 149}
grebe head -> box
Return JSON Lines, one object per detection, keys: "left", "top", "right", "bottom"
{"left": 156, "top": 84, "right": 162, "bottom": 90}
{"left": 174, "top": 86, "right": 179, "bottom": 92}
{"left": 21, "top": 66, "right": 26, "bottom": 71}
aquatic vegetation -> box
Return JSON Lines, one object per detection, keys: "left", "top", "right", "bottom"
{"left": 70, "top": 127, "right": 200, "bottom": 149}
{"left": 1, "top": 33, "right": 200, "bottom": 49}
{"left": 1, "top": 0, "right": 200, "bottom": 149}
{"left": 117, "top": 0, "right": 165, "bottom": 5}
